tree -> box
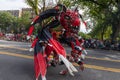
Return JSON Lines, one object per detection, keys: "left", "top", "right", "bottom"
{"left": 79, "top": 32, "right": 91, "bottom": 39}
{"left": 25, "top": 0, "right": 39, "bottom": 15}
{"left": 76, "top": 0, "right": 120, "bottom": 41}
{"left": 16, "top": 11, "right": 31, "bottom": 33}
{"left": 0, "top": 12, "right": 15, "bottom": 32}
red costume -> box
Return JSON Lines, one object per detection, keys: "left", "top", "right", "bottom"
{"left": 27, "top": 4, "right": 87, "bottom": 80}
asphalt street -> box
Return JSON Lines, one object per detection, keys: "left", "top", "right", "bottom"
{"left": 0, "top": 40, "right": 120, "bottom": 80}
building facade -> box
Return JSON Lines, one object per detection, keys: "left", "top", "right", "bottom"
{"left": 0, "top": 8, "right": 35, "bottom": 18}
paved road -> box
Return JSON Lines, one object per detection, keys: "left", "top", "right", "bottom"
{"left": 0, "top": 40, "right": 120, "bottom": 80}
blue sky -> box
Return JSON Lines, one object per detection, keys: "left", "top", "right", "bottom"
{"left": 0, "top": 0, "right": 29, "bottom": 10}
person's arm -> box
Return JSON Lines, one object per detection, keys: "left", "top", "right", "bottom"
{"left": 29, "top": 38, "right": 38, "bottom": 52}
{"left": 27, "top": 9, "right": 59, "bottom": 40}
{"left": 27, "top": 16, "right": 39, "bottom": 39}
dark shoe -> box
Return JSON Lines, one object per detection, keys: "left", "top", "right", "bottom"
{"left": 51, "top": 61, "right": 56, "bottom": 67}
{"left": 59, "top": 61, "right": 64, "bottom": 65}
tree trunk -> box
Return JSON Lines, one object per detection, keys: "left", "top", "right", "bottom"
{"left": 111, "top": 22, "right": 120, "bottom": 41}
{"left": 101, "top": 27, "right": 104, "bottom": 40}
{"left": 100, "top": 25, "right": 106, "bottom": 40}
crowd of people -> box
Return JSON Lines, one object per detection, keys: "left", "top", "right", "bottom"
{"left": 1, "top": 32, "right": 120, "bottom": 51}
{"left": 0, "top": 32, "right": 120, "bottom": 51}
{"left": 84, "top": 38, "right": 120, "bottom": 51}
{"left": 0, "top": 32, "right": 34, "bottom": 42}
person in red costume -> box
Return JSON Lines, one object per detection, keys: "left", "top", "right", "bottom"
{"left": 27, "top": 4, "right": 87, "bottom": 80}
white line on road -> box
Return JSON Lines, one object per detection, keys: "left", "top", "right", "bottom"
{"left": 0, "top": 51, "right": 120, "bottom": 73}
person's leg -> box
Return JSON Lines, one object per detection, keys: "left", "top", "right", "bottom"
{"left": 34, "top": 41, "right": 47, "bottom": 80}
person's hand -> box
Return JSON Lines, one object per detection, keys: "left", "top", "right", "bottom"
{"left": 83, "top": 49, "right": 88, "bottom": 55}
{"left": 26, "top": 35, "right": 31, "bottom": 40}
{"left": 81, "top": 54, "right": 85, "bottom": 60}
{"left": 29, "top": 48, "right": 34, "bottom": 52}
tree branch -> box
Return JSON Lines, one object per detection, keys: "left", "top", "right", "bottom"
{"left": 85, "top": 0, "right": 107, "bottom": 7}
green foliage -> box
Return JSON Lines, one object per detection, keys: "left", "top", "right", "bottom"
{"left": 0, "top": 11, "right": 31, "bottom": 33}
{"left": 78, "top": 32, "right": 91, "bottom": 39}
{"left": 15, "top": 12, "right": 31, "bottom": 33}
{"left": 18, "top": 11, "right": 31, "bottom": 29}
{"left": 76, "top": 0, "right": 120, "bottom": 41}
{"left": 25, "top": 0, "right": 39, "bottom": 15}
{"left": 0, "top": 12, "right": 15, "bottom": 31}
